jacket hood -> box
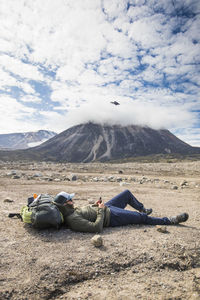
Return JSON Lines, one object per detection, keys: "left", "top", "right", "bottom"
{"left": 53, "top": 202, "right": 75, "bottom": 217}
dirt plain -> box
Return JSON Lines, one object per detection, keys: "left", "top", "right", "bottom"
{"left": 0, "top": 160, "right": 200, "bottom": 300}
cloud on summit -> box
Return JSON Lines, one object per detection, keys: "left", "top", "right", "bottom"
{"left": 66, "top": 98, "right": 194, "bottom": 130}
{"left": 0, "top": 0, "right": 200, "bottom": 146}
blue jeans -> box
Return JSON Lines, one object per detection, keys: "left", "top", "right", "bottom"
{"left": 105, "top": 190, "right": 171, "bottom": 226}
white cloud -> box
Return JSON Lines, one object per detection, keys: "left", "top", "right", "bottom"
{"left": 102, "top": 0, "right": 128, "bottom": 19}
{"left": 56, "top": 64, "right": 84, "bottom": 82}
{"left": 140, "top": 66, "right": 163, "bottom": 83}
{"left": 106, "top": 28, "right": 137, "bottom": 58}
{"left": 17, "top": 82, "right": 36, "bottom": 94}
{"left": 141, "top": 54, "right": 160, "bottom": 66}
{"left": 0, "top": 68, "right": 18, "bottom": 90}
{"left": 119, "top": 79, "right": 142, "bottom": 91}
{"left": 51, "top": 82, "right": 83, "bottom": 104}
{"left": 78, "top": 69, "right": 105, "bottom": 86}
{"left": 0, "top": 55, "right": 44, "bottom": 81}
{"left": 0, "top": 95, "right": 38, "bottom": 133}
{"left": 127, "top": 14, "right": 170, "bottom": 48}
{"left": 53, "top": 97, "right": 195, "bottom": 133}
{"left": 127, "top": 4, "right": 152, "bottom": 21}
{"left": 20, "top": 95, "right": 42, "bottom": 103}
{"left": 184, "top": 16, "right": 200, "bottom": 42}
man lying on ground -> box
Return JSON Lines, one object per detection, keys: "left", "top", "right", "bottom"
{"left": 53, "top": 189, "right": 189, "bottom": 233}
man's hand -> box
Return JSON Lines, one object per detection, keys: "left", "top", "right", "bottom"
{"left": 98, "top": 202, "right": 105, "bottom": 208}
{"left": 95, "top": 197, "right": 102, "bottom": 206}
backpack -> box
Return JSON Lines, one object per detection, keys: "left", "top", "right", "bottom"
{"left": 20, "top": 194, "right": 64, "bottom": 229}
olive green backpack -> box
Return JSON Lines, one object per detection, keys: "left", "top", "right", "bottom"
{"left": 20, "top": 194, "right": 64, "bottom": 229}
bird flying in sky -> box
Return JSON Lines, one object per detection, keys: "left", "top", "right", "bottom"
{"left": 110, "top": 101, "right": 120, "bottom": 106}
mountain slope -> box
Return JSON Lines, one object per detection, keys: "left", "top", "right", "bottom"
{"left": 0, "top": 122, "right": 199, "bottom": 162}
{"left": 33, "top": 123, "right": 199, "bottom": 162}
{"left": 0, "top": 130, "right": 56, "bottom": 149}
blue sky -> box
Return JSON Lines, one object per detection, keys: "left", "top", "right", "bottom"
{"left": 0, "top": 0, "right": 200, "bottom": 146}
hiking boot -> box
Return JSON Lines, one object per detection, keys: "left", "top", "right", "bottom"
{"left": 169, "top": 212, "right": 189, "bottom": 225}
{"left": 140, "top": 207, "right": 153, "bottom": 215}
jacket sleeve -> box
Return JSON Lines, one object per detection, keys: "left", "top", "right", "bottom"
{"left": 66, "top": 208, "right": 104, "bottom": 233}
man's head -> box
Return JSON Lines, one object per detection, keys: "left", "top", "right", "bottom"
{"left": 54, "top": 191, "right": 75, "bottom": 206}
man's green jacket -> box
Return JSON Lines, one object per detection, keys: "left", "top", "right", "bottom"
{"left": 54, "top": 203, "right": 110, "bottom": 233}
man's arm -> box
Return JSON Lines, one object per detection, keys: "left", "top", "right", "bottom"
{"left": 66, "top": 207, "right": 105, "bottom": 233}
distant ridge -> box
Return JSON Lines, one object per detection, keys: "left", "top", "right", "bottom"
{"left": 0, "top": 123, "right": 199, "bottom": 162}
{"left": 0, "top": 130, "right": 56, "bottom": 150}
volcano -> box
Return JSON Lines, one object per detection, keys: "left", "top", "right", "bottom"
{"left": 0, "top": 122, "right": 199, "bottom": 162}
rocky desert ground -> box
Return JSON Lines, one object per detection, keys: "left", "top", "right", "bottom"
{"left": 0, "top": 160, "right": 200, "bottom": 300}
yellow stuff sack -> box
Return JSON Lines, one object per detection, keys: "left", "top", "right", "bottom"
{"left": 20, "top": 206, "right": 32, "bottom": 224}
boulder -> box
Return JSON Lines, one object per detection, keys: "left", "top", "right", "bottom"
{"left": 91, "top": 235, "right": 103, "bottom": 247}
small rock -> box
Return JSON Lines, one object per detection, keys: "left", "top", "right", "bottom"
{"left": 118, "top": 170, "right": 123, "bottom": 174}
{"left": 91, "top": 235, "right": 103, "bottom": 247}
{"left": 172, "top": 185, "right": 178, "bottom": 190}
{"left": 42, "top": 177, "right": 52, "bottom": 181}
{"left": 153, "top": 178, "right": 160, "bottom": 182}
{"left": 130, "top": 177, "right": 136, "bottom": 182}
{"left": 119, "top": 182, "right": 130, "bottom": 186}
{"left": 33, "top": 173, "right": 43, "bottom": 178}
{"left": 92, "top": 177, "right": 99, "bottom": 182}
{"left": 54, "top": 178, "right": 61, "bottom": 182}
{"left": 116, "top": 177, "right": 123, "bottom": 182}
{"left": 4, "top": 198, "right": 14, "bottom": 203}
{"left": 13, "top": 175, "right": 21, "bottom": 179}
{"left": 70, "top": 174, "right": 77, "bottom": 181}
{"left": 88, "top": 199, "right": 95, "bottom": 204}
{"left": 180, "top": 180, "right": 188, "bottom": 187}
{"left": 63, "top": 177, "right": 70, "bottom": 181}
{"left": 156, "top": 225, "right": 168, "bottom": 233}
{"left": 10, "top": 170, "right": 17, "bottom": 175}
